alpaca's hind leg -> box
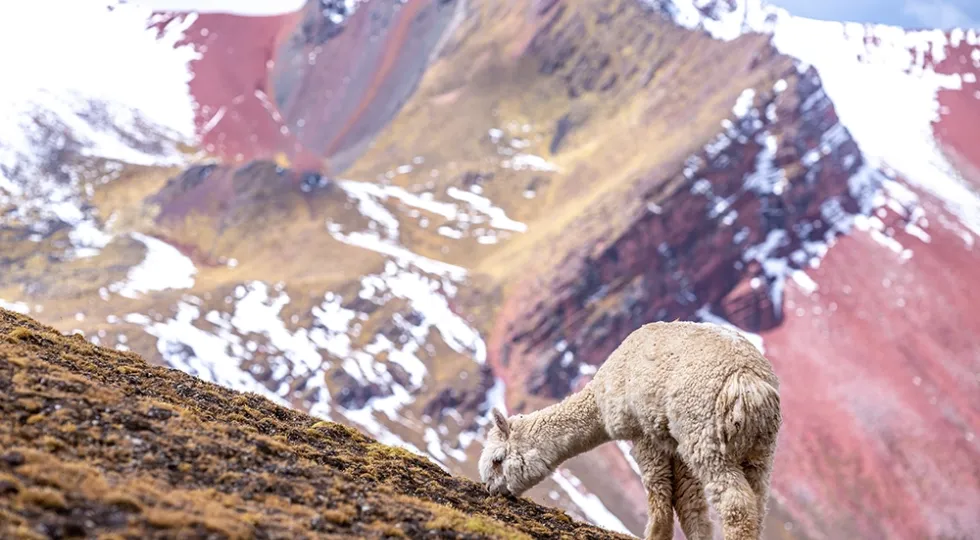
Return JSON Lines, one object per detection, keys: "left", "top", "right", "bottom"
{"left": 700, "top": 464, "right": 760, "bottom": 540}
{"left": 742, "top": 448, "right": 775, "bottom": 535}
{"left": 631, "top": 439, "right": 675, "bottom": 540}
{"left": 671, "top": 455, "right": 712, "bottom": 540}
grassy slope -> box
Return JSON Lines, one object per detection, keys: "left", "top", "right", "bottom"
{"left": 0, "top": 308, "right": 627, "bottom": 540}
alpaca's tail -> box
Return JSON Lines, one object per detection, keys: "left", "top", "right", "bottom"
{"left": 715, "top": 368, "right": 782, "bottom": 456}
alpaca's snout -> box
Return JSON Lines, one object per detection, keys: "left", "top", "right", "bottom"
{"left": 485, "top": 479, "right": 510, "bottom": 497}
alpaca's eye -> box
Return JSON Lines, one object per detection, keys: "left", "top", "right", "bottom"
{"left": 492, "top": 456, "right": 503, "bottom": 467}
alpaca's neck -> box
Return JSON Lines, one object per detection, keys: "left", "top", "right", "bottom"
{"left": 516, "top": 383, "right": 609, "bottom": 468}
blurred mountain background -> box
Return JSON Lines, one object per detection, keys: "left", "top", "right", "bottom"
{"left": 1, "top": 1, "right": 977, "bottom": 538}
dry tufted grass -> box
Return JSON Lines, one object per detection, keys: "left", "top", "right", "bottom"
{"left": 0, "top": 307, "right": 628, "bottom": 539}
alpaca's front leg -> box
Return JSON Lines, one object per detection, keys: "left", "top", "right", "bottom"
{"left": 631, "top": 439, "right": 675, "bottom": 540}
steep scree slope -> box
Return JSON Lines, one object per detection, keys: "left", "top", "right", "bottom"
{"left": 0, "top": 307, "right": 625, "bottom": 540}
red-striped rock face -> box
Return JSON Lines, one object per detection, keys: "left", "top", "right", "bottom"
{"left": 153, "top": 10, "right": 311, "bottom": 166}
{"left": 151, "top": 1, "right": 460, "bottom": 174}
{"left": 761, "top": 183, "right": 980, "bottom": 539}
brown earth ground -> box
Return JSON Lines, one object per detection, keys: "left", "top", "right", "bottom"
{"left": 0, "top": 308, "right": 627, "bottom": 540}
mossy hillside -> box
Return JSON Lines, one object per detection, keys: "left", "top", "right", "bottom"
{"left": 0, "top": 308, "right": 629, "bottom": 539}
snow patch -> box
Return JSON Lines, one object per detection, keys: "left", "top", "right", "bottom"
{"left": 483, "top": 376, "right": 509, "bottom": 416}
{"left": 230, "top": 282, "right": 324, "bottom": 379}
{"left": 318, "top": 258, "right": 494, "bottom": 458}
{"left": 0, "top": 2, "right": 199, "bottom": 260}
{"left": 359, "top": 261, "right": 487, "bottom": 365}
{"left": 501, "top": 153, "right": 559, "bottom": 172}
{"left": 424, "top": 427, "right": 449, "bottom": 463}
{"left": 660, "top": 1, "right": 980, "bottom": 236}
{"left": 790, "top": 270, "right": 819, "bottom": 295}
{"left": 0, "top": 2, "right": 200, "bottom": 164}
{"left": 446, "top": 187, "right": 528, "bottom": 233}
{"left": 310, "top": 292, "right": 358, "bottom": 359}
{"left": 657, "top": 0, "right": 776, "bottom": 41}
{"left": 69, "top": 220, "right": 114, "bottom": 259}
{"left": 331, "top": 179, "right": 526, "bottom": 258}
{"left": 329, "top": 228, "right": 468, "bottom": 280}
{"left": 768, "top": 12, "right": 980, "bottom": 236}
{"left": 342, "top": 392, "right": 428, "bottom": 459}
{"left": 437, "top": 226, "right": 464, "bottom": 239}
{"left": 0, "top": 299, "right": 30, "bottom": 314}
{"left": 141, "top": 299, "right": 295, "bottom": 409}
{"left": 109, "top": 233, "right": 197, "bottom": 299}
{"left": 742, "top": 229, "right": 790, "bottom": 313}
{"left": 137, "top": 283, "right": 343, "bottom": 419}
{"left": 696, "top": 306, "right": 766, "bottom": 354}
{"left": 743, "top": 133, "right": 787, "bottom": 196}
{"left": 733, "top": 88, "right": 756, "bottom": 118}
{"left": 854, "top": 214, "right": 907, "bottom": 255}
{"left": 551, "top": 469, "right": 633, "bottom": 536}
{"left": 615, "top": 441, "right": 642, "bottom": 477}
{"left": 341, "top": 181, "right": 401, "bottom": 238}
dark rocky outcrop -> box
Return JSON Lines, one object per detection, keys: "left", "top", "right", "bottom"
{"left": 489, "top": 63, "right": 869, "bottom": 402}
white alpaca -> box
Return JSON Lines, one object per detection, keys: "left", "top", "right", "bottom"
{"left": 479, "top": 321, "right": 782, "bottom": 540}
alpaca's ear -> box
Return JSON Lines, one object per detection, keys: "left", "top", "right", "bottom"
{"left": 492, "top": 408, "right": 510, "bottom": 437}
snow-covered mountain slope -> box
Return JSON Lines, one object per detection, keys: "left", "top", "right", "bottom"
{"left": 0, "top": 2, "right": 199, "bottom": 262}
{"left": 1, "top": 1, "right": 978, "bottom": 539}
{"left": 0, "top": 3, "right": 198, "bottom": 171}
{"left": 657, "top": 0, "right": 980, "bottom": 233}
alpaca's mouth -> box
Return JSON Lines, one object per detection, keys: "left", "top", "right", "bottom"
{"left": 486, "top": 480, "right": 511, "bottom": 496}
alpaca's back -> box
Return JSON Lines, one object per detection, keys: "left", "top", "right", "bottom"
{"left": 592, "top": 321, "right": 780, "bottom": 458}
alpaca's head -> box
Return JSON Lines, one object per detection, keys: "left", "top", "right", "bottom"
{"left": 478, "top": 409, "right": 552, "bottom": 497}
